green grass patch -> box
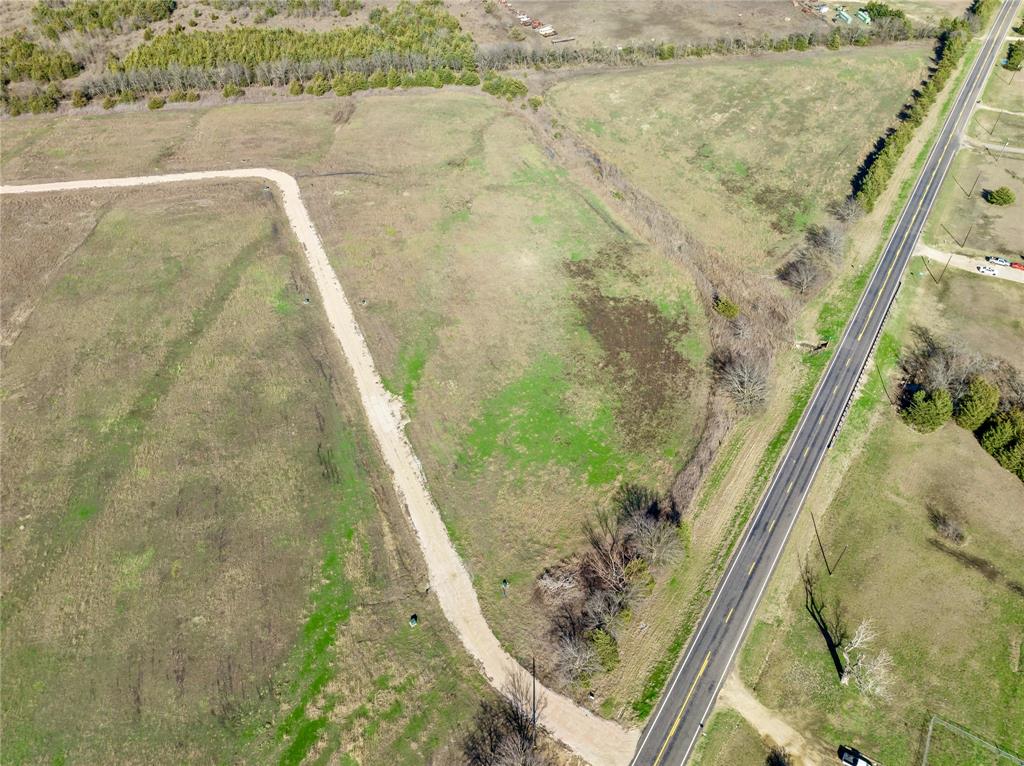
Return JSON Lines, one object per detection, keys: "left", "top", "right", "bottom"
{"left": 456, "top": 354, "right": 626, "bottom": 486}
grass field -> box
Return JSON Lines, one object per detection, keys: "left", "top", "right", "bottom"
{"left": 545, "top": 44, "right": 931, "bottom": 273}
{"left": 0, "top": 183, "right": 480, "bottom": 764}
{"left": 969, "top": 109, "right": 1024, "bottom": 147}
{"left": 981, "top": 60, "right": 1024, "bottom": 113}
{"left": 0, "top": 100, "right": 342, "bottom": 182}
{"left": 923, "top": 719, "right": 1020, "bottom": 766}
{"left": 0, "top": 88, "right": 713, "bottom": 706}
{"left": 300, "top": 91, "right": 712, "bottom": 669}
{"left": 715, "top": 268, "right": 1024, "bottom": 766}
{"left": 923, "top": 148, "right": 1024, "bottom": 258}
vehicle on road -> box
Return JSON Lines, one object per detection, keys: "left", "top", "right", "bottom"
{"left": 986, "top": 256, "right": 1011, "bottom": 266}
{"left": 977, "top": 265, "right": 998, "bottom": 276}
{"left": 1011, "top": 261, "right": 1024, "bottom": 271}
{"left": 839, "top": 746, "right": 874, "bottom": 766}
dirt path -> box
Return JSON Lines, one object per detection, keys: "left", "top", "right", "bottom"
{"left": 0, "top": 169, "right": 639, "bottom": 766}
{"left": 963, "top": 135, "right": 1024, "bottom": 154}
{"left": 916, "top": 242, "right": 1024, "bottom": 284}
{"left": 975, "top": 103, "right": 1024, "bottom": 117}
{"left": 718, "top": 672, "right": 826, "bottom": 765}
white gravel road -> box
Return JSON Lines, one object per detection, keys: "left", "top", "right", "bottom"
{"left": 916, "top": 242, "right": 1024, "bottom": 284}
{"left": 0, "top": 169, "right": 638, "bottom": 766}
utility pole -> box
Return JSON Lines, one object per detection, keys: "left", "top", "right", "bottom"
{"left": 876, "top": 362, "right": 893, "bottom": 405}
{"left": 938, "top": 250, "right": 955, "bottom": 282}
{"left": 921, "top": 254, "right": 939, "bottom": 284}
{"left": 969, "top": 170, "right": 981, "bottom": 198}
{"left": 531, "top": 656, "right": 537, "bottom": 747}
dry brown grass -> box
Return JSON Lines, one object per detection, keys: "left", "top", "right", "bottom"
{"left": 0, "top": 181, "right": 479, "bottom": 764}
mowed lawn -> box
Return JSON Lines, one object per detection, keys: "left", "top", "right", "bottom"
{"left": 546, "top": 44, "right": 931, "bottom": 272}
{"left": 0, "top": 184, "right": 479, "bottom": 765}
{"left": 981, "top": 58, "right": 1024, "bottom": 113}
{"left": 301, "top": 92, "right": 712, "bottom": 663}
{"left": 923, "top": 148, "right": 1024, "bottom": 259}
{"left": 968, "top": 108, "right": 1024, "bottom": 148}
{"left": 726, "top": 270, "right": 1024, "bottom": 766}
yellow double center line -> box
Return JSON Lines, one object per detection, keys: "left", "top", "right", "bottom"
{"left": 652, "top": 651, "right": 712, "bottom": 766}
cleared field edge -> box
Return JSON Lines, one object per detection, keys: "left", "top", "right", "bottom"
{"left": 0, "top": 168, "right": 638, "bottom": 766}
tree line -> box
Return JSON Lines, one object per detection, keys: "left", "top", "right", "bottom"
{"left": 117, "top": 0, "right": 476, "bottom": 72}
{"left": 900, "top": 328, "right": 1024, "bottom": 483}
{"left": 854, "top": 0, "right": 1002, "bottom": 211}
{"left": 475, "top": 19, "right": 932, "bottom": 73}
{"left": 32, "top": 0, "right": 176, "bottom": 40}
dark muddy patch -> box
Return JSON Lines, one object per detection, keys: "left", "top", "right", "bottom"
{"left": 565, "top": 242, "right": 695, "bottom": 450}
{"left": 929, "top": 538, "right": 1024, "bottom": 599}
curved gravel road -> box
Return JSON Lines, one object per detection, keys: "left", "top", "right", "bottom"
{"left": 0, "top": 168, "right": 638, "bottom": 766}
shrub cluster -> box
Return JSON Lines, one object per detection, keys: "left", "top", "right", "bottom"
{"left": 1007, "top": 40, "right": 1024, "bottom": 71}
{"left": 713, "top": 295, "right": 740, "bottom": 319}
{"left": 2, "top": 81, "right": 63, "bottom": 115}
{"left": 32, "top": 0, "right": 176, "bottom": 40}
{"left": 978, "top": 410, "right": 1024, "bottom": 479}
{"left": 480, "top": 70, "right": 526, "bottom": 100}
{"left": 985, "top": 186, "right": 1016, "bottom": 206}
{"left": 119, "top": 0, "right": 475, "bottom": 71}
{"left": 1, "top": 31, "right": 79, "bottom": 83}
{"left": 535, "top": 484, "right": 681, "bottom": 686}
{"left": 863, "top": 2, "right": 912, "bottom": 35}
{"left": 900, "top": 329, "right": 1023, "bottom": 482}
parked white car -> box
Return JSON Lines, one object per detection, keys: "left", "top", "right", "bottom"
{"left": 986, "top": 256, "right": 1011, "bottom": 267}
{"left": 977, "top": 265, "right": 998, "bottom": 276}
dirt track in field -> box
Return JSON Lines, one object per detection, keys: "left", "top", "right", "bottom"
{"left": 0, "top": 168, "right": 638, "bottom": 766}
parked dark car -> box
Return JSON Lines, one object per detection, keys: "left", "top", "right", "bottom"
{"left": 838, "top": 746, "right": 874, "bottom": 766}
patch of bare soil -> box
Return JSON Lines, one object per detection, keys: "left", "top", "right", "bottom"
{"left": 565, "top": 241, "right": 695, "bottom": 450}
{"left": 719, "top": 671, "right": 832, "bottom": 766}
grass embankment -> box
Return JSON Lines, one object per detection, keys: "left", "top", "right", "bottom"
{"left": 0, "top": 184, "right": 479, "bottom": 765}
{"left": 689, "top": 709, "right": 770, "bottom": 766}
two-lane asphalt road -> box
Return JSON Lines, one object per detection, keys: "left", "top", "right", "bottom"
{"left": 631, "top": 2, "right": 1023, "bottom": 763}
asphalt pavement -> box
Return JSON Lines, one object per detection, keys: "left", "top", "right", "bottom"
{"left": 629, "top": 2, "right": 1024, "bottom": 763}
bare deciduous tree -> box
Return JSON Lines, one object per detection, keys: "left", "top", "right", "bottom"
{"left": 902, "top": 327, "right": 992, "bottom": 404}
{"left": 832, "top": 196, "right": 865, "bottom": 225}
{"left": 717, "top": 350, "right": 769, "bottom": 411}
{"left": 766, "top": 746, "right": 794, "bottom": 766}
{"left": 553, "top": 635, "right": 599, "bottom": 686}
{"left": 928, "top": 505, "right": 966, "bottom": 544}
{"left": 463, "top": 672, "right": 551, "bottom": 765}
{"left": 778, "top": 255, "right": 823, "bottom": 294}
{"left": 852, "top": 648, "right": 894, "bottom": 699}
{"left": 807, "top": 223, "right": 846, "bottom": 260}
{"left": 840, "top": 619, "right": 877, "bottom": 686}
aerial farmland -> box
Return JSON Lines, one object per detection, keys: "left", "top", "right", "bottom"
{"left": 2, "top": 1, "right": 1022, "bottom": 765}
